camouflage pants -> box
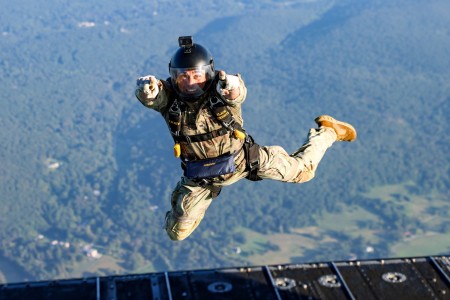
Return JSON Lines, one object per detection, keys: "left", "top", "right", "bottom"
{"left": 165, "top": 127, "right": 337, "bottom": 240}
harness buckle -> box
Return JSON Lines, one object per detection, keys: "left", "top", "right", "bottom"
{"left": 249, "top": 159, "right": 259, "bottom": 170}
{"left": 209, "top": 96, "right": 221, "bottom": 106}
{"left": 245, "top": 134, "right": 253, "bottom": 144}
{"left": 222, "top": 117, "right": 235, "bottom": 128}
{"left": 194, "top": 178, "right": 211, "bottom": 187}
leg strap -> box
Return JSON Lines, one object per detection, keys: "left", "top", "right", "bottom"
{"left": 192, "top": 178, "right": 222, "bottom": 198}
{"left": 244, "top": 135, "right": 263, "bottom": 181}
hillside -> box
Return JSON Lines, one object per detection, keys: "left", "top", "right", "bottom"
{"left": 0, "top": 0, "right": 449, "bottom": 282}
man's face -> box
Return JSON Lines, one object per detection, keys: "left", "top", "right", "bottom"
{"left": 176, "top": 68, "right": 207, "bottom": 96}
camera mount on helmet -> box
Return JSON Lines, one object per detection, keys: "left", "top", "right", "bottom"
{"left": 178, "top": 36, "right": 193, "bottom": 49}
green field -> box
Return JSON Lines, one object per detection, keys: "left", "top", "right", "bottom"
{"left": 232, "top": 227, "right": 326, "bottom": 265}
{"left": 391, "top": 232, "right": 450, "bottom": 257}
{"left": 231, "top": 182, "right": 450, "bottom": 265}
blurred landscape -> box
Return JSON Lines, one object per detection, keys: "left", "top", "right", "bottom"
{"left": 0, "top": 0, "right": 449, "bottom": 283}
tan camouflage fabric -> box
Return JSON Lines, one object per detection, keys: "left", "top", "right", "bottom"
{"left": 136, "top": 74, "right": 337, "bottom": 241}
{"left": 137, "top": 75, "right": 247, "bottom": 161}
{"left": 164, "top": 127, "right": 336, "bottom": 240}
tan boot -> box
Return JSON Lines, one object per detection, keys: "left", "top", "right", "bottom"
{"left": 315, "top": 115, "right": 357, "bottom": 142}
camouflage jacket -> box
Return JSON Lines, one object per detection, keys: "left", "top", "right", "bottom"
{"left": 136, "top": 74, "right": 248, "bottom": 162}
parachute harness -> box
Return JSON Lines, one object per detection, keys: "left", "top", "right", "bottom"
{"left": 167, "top": 93, "right": 261, "bottom": 181}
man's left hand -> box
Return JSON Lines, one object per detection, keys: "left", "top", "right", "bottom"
{"left": 216, "top": 70, "right": 240, "bottom": 100}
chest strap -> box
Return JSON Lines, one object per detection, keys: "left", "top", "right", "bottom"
{"left": 209, "top": 96, "right": 246, "bottom": 140}
{"left": 168, "top": 96, "right": 246, "bottom": 157}
{"left": 174, "top": 127, "right": 229, "bottom": 143}
{"left": 168, "top": 99, "right": 184, "bottom": 157}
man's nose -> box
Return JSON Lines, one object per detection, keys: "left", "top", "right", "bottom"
{"left": 187, "top": 77, "right": 197, "bottom": 85}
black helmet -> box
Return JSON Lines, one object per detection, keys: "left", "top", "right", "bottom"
{"left": 169, "top": 36, "right": 215, "bottom": 99}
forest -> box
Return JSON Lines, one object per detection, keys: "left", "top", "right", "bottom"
{"left": 0, "top": 0, "right": 449, "bottom": 283}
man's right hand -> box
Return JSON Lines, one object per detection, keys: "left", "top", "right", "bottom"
{"left": 135, "top": 75, "right": 159, "bottom": 100}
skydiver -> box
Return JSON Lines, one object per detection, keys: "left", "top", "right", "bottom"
{"left": 135, "top": 36, "right": 357, "bottom": 241}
